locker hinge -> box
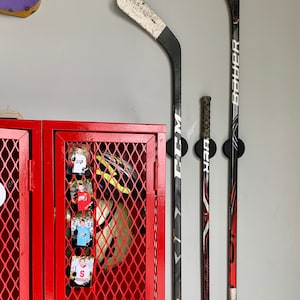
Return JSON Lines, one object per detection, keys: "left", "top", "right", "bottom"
{"left": 154, "top": 161, "right": 158, "bottom": 193}
{"left": 28, "top": 160, "right": 34, "bottom": 191}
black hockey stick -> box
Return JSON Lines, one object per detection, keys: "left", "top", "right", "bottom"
{"left": 195, "top": 96, "right": 216, "bottom": 300}
{"left": 116, "top": 1, "right": 186, "bottom": 299}
{"left": 222, "top": 0, "right": 245, "bottom": 299}
{"left": 199, "top": 96, "right": 211, "bottom": 300}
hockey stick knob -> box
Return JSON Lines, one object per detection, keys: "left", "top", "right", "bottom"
{"left": 222, "top": 138, "right": 245, "bottom": 159}
{"left": 166, "top": 137, "right": 188, "bottom": 157}
{"left": 194, "top": 138, "right": 217, "bottom": 159}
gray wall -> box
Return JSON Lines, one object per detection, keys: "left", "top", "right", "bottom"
{"left": 1, "top": 0, "right": 300, "bottom": 299}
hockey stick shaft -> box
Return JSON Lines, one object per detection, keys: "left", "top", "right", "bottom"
{"left": 226, "top": 0, "right": 240, "bottom": 299}
{"left": 116, "top": 1, "right": 183, "bottom": 299}
{"left": 201, "top": 96, "right": 211, "bottom": 300}
{"left": 0, "top": 0, "right": 40, "bottom": 17}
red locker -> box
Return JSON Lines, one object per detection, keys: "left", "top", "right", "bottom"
{"left": 0, "top": 120, "right": 43, "bottom": 300}
{"left": 0, "top": 119, "right": 166, "bottom": 300}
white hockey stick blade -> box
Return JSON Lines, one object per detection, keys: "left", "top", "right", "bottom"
{"left": 116, "top": 0, "right": 166, "bottom": 40}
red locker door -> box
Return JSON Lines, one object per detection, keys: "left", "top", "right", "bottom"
{"left": 44, "top": 121, "right": 166, "bottom": 300}
{"left": 0, "top": 128, "right": 30, "bottom": 299}
{"left": 0, "top": 120, "right": 43, "bottom": 300}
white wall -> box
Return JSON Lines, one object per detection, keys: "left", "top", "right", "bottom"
{"left": 1, "top": 0, "right": 300, "bottom": 299}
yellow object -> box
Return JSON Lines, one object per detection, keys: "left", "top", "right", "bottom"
{"left": 0, "top": 110, "right": 23, "bottom": 119}
{"left": 0, "top": 0, "right": 40, "bottom": 18}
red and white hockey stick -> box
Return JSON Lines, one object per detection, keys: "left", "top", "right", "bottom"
{"left": 223, "top": 0, "right": 245, "bottom": 299}
{"left": 200, "top": 96, "right": 211, "bottom": 300}
{"left": 195, "top": 96, "right": 216, "bottom": 300}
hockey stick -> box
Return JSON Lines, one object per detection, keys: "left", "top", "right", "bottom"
{"left": 0, "top": 0, "right": 40, "bottom": 18}
{"left": 116, "top": 1, "right": 186, "bottom": 299}
{"left": 195, "top": 96, "right": 216, "bottom": 300}
{"left": 223, "top": 0, "right": 245, "bottom": 299}
{"left": 199, "top": 96, "right": 211, "bottom": 300}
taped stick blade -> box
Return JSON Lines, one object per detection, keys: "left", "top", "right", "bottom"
{"left": 116, "top": 0, "right": 166, "bottom": 40}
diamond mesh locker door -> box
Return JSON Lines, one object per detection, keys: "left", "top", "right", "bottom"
{"left": 0, "top": 129, "right": 30, "bottom": 300}
{"left": 44, "top": 122, "right": 166, "bottom": 300}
